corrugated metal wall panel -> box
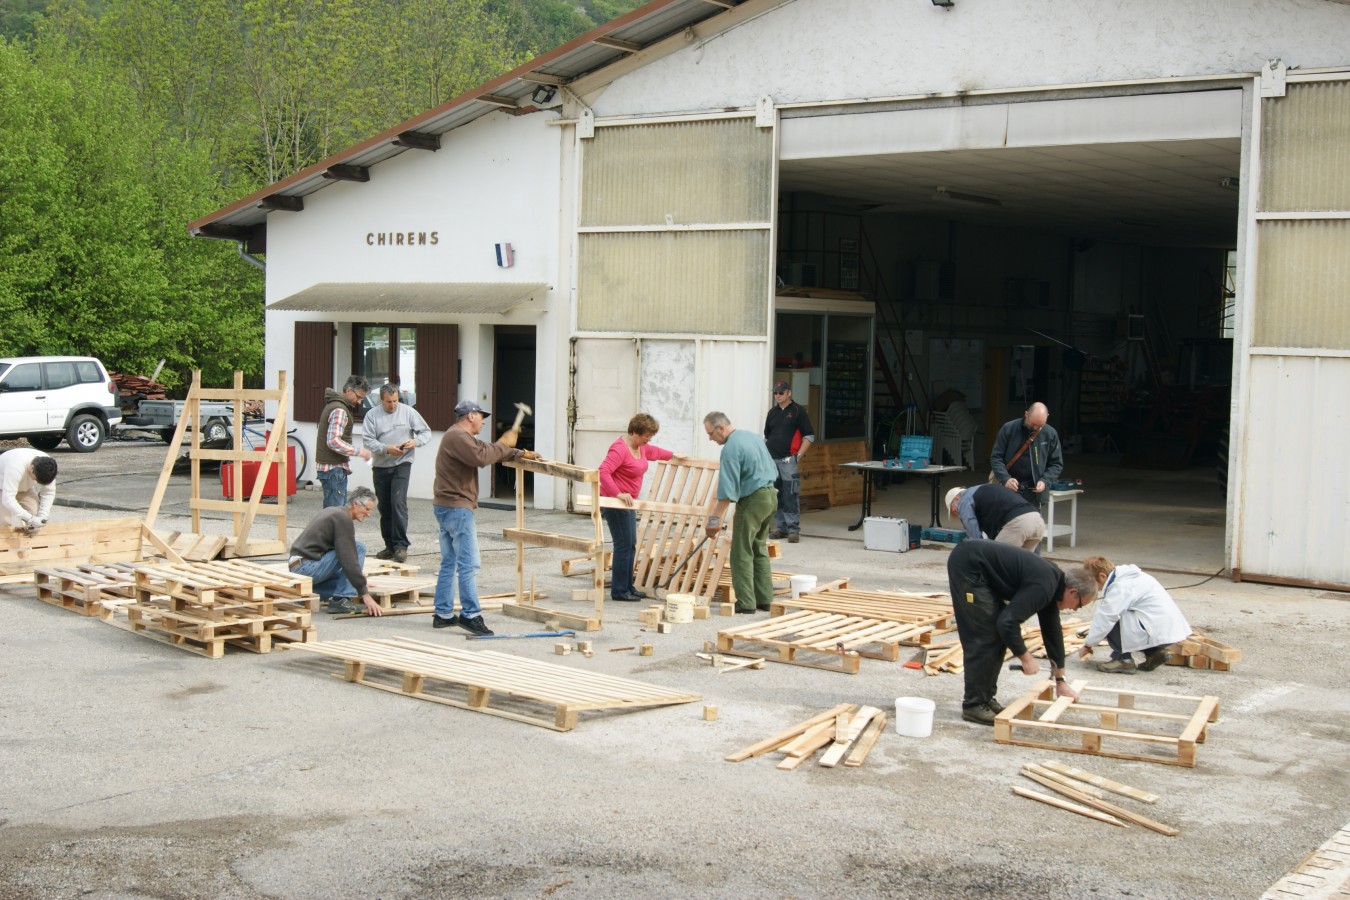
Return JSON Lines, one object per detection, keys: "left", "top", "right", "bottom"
{"left": 1260, "top": 82, "right": 1350, "bottom": 212}
{"left": 1238, "top": 355, "right": 1350, "bottom": 584}
{"left": 581, "top": 119, "right": 774, "bottom": 226}
{"left": 1253, "top": 220, "right": 1350, "bottom": 349}
{"left": 577, "top": 230, "right": 771, "bottom": 334}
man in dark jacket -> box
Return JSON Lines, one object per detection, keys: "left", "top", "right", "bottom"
{"left": 989, "top": 402, "right": 1063, "bottom": 509}
{"left": 946, "top": 483, "right": 1045, "bottom": 550}
{"left": 947, "top": 540, "right": 1096, "bottom": 725}
{"left": 288, "top": 486, "right": 384, "bottom": 616}
{"left": 763, "top": 381, "right": 814, "bottom": 543}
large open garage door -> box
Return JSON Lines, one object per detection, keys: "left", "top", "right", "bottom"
{"left": 773, "top": 89, "right": 1245, "bottom": 573}
{"left": 1232, "top": 73, "right": 1350, "bottom": 590}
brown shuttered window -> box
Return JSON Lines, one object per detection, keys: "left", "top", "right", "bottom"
{"left": 293, "top": 321, "right": 335, "bottom": 422}
{"left": 415, "top": 324, "right": 458, "bottom": 430}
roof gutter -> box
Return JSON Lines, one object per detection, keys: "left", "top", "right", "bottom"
{"left": 237, "top": 242, "right": 266, "bottom": 272}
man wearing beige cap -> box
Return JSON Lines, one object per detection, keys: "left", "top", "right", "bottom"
{"left": 946, "top": 483, "right": 1045, "bottom": 550}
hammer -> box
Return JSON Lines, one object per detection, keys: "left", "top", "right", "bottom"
{"left": 509, "top": 401, "right": 532, "bottom": 433}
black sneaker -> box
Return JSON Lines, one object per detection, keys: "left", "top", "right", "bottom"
{"left": 392, "top": 548, "right": 408, "bottom": 563}
{"left": 987, "top": 698, "right": 1005, "bottom": 714}
{"left": 374, "top": 547, "right": 396, "bottom": 560}
{"left": 324, "top": 597, "right": 361, "bottom": 615}
{"left": 456, "top": 615, "right": 494, "bottom": 637}
{"left": 432, "top": 614, "right": 460, "bottom": 629}
{"left": 734, "top": 607, "right": 759, "bottom": 615}
{"left": 962, "top": 704, "right": 998, "bottom": 726}
{"left": 768, "top": 530, "right": 787, "bottom": 540}
{"left": 611, "top": 594, "right": 642, "bottom": 602}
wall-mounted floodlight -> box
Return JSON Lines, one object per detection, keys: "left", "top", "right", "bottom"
{"left": 932, "top": 0, "right": 955, "bottom": 7}
{"left": 531, "top": 85, "right": 557, "bottom": 105}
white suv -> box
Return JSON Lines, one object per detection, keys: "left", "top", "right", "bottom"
{"left": 0, "top": 356, "right": 123, "bottom": 452}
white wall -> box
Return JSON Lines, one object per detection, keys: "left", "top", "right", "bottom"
{"left": 590, "top": 0, "right": 1350, "bottom": 115}
{"left": 263, "top": 112, "right": 564, "bottom": 504}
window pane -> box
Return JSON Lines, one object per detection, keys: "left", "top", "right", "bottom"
{"left": 75, "top": 361, "right": 101, "bottom": 383}
{"left": 359, "top": 326, "right": 391, "bottom": 385}
{"left": 45, "top": 362, "right": 78, "bottom": 388}
{"left": 398, "top": 329, "right": 416, "bottom": 395}
{"left": 5, "top": 363, "right": 41, "bottom": 391}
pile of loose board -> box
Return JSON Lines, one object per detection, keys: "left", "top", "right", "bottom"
{"left": 1012, "top": 760, "right": 1179, "bottom": 834}
{"left": 725, "top": 703, "right": 887, "bottom": 770}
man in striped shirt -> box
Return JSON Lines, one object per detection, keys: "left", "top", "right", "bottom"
{"left": 315, "top": 375, "right": 372, "bottom": 508}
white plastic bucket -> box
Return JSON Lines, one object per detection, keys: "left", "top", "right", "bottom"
{"left": 895, "top": 697, "right": 936, "bottom": 737}
{"left": 665, "top": 593, "right": 695, "bottom": 624}
{"left": 789, "top": 574, "right": 817, "bottom": 599}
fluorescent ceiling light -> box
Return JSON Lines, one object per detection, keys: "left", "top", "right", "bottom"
{"left": 934, "top": 186, "right": 1002, "bottom": 207}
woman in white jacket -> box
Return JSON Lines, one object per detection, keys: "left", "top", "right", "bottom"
{"left": 1078, "top": 556, "right": 1192, "bottom": 675}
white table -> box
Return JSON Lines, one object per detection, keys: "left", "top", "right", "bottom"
{"left": 1043, "top": 489, "right": 1083, "bottom": 551}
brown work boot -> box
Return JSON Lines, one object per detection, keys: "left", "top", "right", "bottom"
{"left": 787, "top": 532, "right": 800, "bottom": 543}
{"left": 1138, "top": 648, "right": 1173, "bottom": 672}
{"left": 1097, "top": 658, "right": 1138, "bottom": 674}
{"left": 392, "top": 548, "right": 408, "bottom": 563}
{"left": 962, "top": 703, "right": 998, "bottom": 726}
{"left": 768, "top": 530, "right": 786, "bottom": 540}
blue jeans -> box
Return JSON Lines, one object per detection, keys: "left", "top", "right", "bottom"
{"left": 293, "top": 543, "right": 366, "bottom": 600}
{"left": 433, "top": 505, "right": 481, "bottom": 619}
{"left": 317, "top": 467, "right": 348, "bottom": 508}
{"left": 1106, "top": 623, "right": 1168, "bottom": 662}
{"left": 602, "top": 506, "right": 637, "bottom": 598}
{"left": 373, "top": 464, "right": 411, "bottom": 550}
{"left": 773, "top": 457, "right": 801, "bottom": 534}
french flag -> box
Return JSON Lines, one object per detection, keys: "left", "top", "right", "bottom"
{"left": 495, "top": 242, "right": 514, "bottom": 267}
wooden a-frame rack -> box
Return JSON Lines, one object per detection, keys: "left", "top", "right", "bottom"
{"left": 144, "top": 371, "right": 292, "bottom": 558}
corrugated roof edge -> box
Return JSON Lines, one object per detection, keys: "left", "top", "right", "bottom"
{"left": 187, "top": 0, "right": 742, "bottom": 240}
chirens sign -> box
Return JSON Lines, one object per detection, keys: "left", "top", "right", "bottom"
{"left": 366, "top": 231, "right": 440, "bottom": 247}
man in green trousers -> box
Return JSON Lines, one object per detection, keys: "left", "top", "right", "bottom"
{"left": 703, "top": 410, "right": 779, "bottom": 614}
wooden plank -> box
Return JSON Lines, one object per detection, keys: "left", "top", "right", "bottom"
{"left": 725, "top": 703, "right": 856, "bottom": 762}
{"left": 1011, "top": 785, "right": 1126, "bottom": 827}
{"left": 844, "top": 712, "right": 888, "bottom": 767}
{"left": 1040, "top": 761, "right": 1160, "bottom": 804}
{"left": 502, "top": 528, "right": 601, "bottom": 554}
{"left": 820, "top": 705, "right": 881, "bottom": 767}
{"left": 1020, "top": 768, "right": 1179, "bottom": 836}
{"left": 0, "top": 517, "right": 144, "bottom": 576}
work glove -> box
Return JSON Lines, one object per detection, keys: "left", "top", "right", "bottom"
{"left": 24, "top": 517, "right": 45, "bottom": 536}
{"left": 498, "top": 428, "right": 519, "bottom": 448}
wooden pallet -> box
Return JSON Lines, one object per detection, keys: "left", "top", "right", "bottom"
{"left": 285, "top": 636, "right": 701, "bottom": 731}
{"left": 1166, "top": 631, "right": 1242, "bottom": 671}
{"left": 0, "top": 517, "right": 146, "bottom": 579}
{"left": 153, "top": 530, "right": 229, "bottom": 562}
{"left": 994, "top": 680, "right": 1221, "bottom": 767}
{"left": 716, "top": 610, "right": 933, "bottom": 674}
{"left": 133, "top": 560, "right": 313, "bottom": 612}
{"left": 711, "top": 569, "right": 797, "bottom": 616}
{"left": 1262, "top": 819, "right": 1350, "bottom": 899}
{"left": 923, "top": 617, "right": 1089, "bottom": 675}
{"left": 119, "top": 600, "right": 315, "bottom": 658}
{"left": 363, "top": 574, "right": 437, "bottom": 610}
{"left": 631, "top": 459, "right": 728, "bottom": 605}
{"left": 772, "top": 585, "right": 955, "bottom": 642}
{"left": 33, "top": 562, "right": 145, "bottom": 615}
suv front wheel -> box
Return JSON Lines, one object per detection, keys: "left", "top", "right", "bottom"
{"left": 67, "top": 413, "right": 107, "bottom": 452}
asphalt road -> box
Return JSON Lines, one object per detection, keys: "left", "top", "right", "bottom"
{"left": 1, "top": 439, "right": 1347, "bottom": 898}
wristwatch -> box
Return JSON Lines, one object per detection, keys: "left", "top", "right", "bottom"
{"left": 1054, "top": 675, "right": 1066, "bottom": 683}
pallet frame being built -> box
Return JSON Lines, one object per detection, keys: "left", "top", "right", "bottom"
{"left": 285, "top": 636, "right": 701, "bottom": 731}
{"left": 144, "top": 370, "right": 293, "bottom": 558}
{"left": 994, "top": 679, "right": 1221, "bottom": 767}
{"left": 631, "top": 459, "right": 728, "bottom": 606}
{"left": 500, "top": 457, "right": 604, "bottom": 631}
{"left": 1, "top": 517, "right": 175, "bottom": 583}
{"left": 716, "top": 609, "right": 936, "bottom": 674}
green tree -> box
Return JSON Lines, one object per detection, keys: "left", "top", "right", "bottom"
{"left": 0, "top": 39, "right": 262, "bottom": 383}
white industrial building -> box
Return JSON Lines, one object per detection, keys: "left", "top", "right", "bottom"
{"left": 191, "top": 0, "right": 1350, "bottom": 589}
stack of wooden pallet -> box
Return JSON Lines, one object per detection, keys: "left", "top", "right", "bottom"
{"left": 725, "top": 703, "right": 887, "bottom": 770}
{"left": 796, "top": 440, "right": 871, "bottom": 510}
{"left": 113, "top": 560, "right": 318, "bottom": 658}
{"left": 34, "top": 562, "right": 145, "bottom": 616}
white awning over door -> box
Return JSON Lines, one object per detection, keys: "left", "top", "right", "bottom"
{"left": 267, "top": 282, "right": 550, "bottom": 315}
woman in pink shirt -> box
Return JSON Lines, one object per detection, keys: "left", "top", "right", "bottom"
{"left": 599, "top": 413, "right": 682, "bottom": 601}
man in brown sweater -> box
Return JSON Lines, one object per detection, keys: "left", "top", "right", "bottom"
{"left": 288, "top": 486, "right": 384, "bottom": 616}
{"left": 431, "top": 399, "right": 538, "bottom": 635}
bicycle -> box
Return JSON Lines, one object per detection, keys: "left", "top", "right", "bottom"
{"left": 237, "top": 417, "right": 309, "bottom": 482}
